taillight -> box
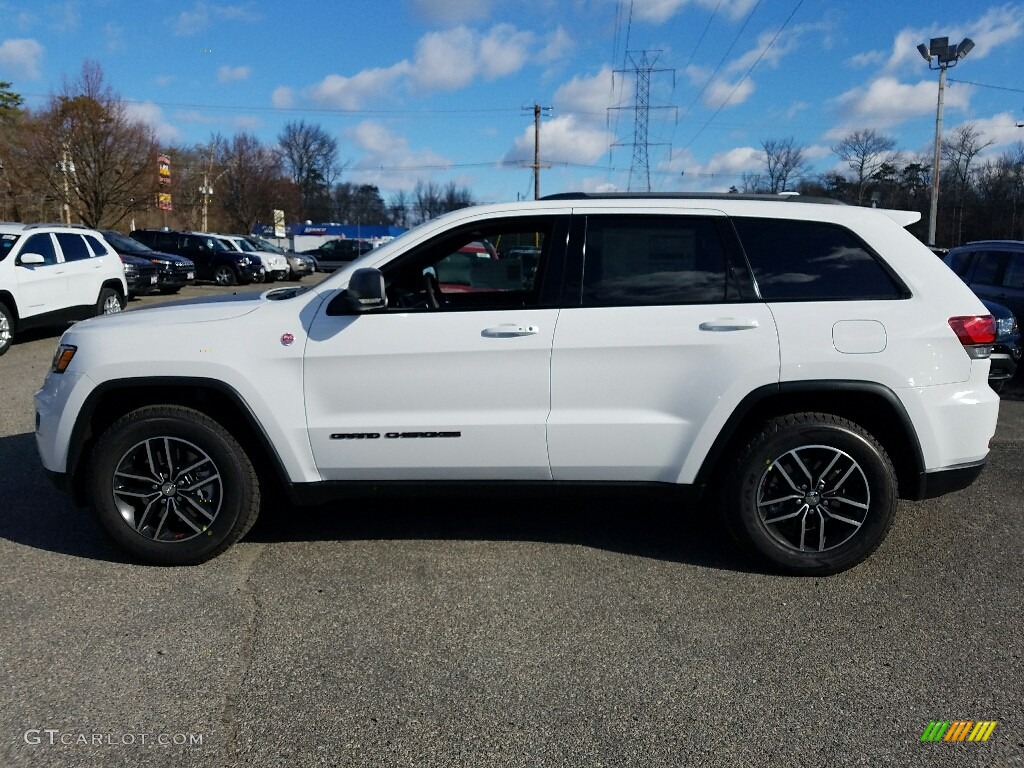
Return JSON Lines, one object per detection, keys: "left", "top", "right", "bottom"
{"left": 948, "top": 315, "right": 996, "bottom": 345}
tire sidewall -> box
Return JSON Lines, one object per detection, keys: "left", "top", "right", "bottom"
{"left": 731, "top": 421, "right": 897, "bottom": 575}
{"left": 0, "top": 303, "right": 13, "bottom": 355}
{"left": 89, "top": 412, "right": 253, "bottom": 565}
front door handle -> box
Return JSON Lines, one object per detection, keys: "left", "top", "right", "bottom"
{"left": 699, "top": 318, "right": 760, "bottom": 332}
{"left": 482, "top": 324, "right": 539, "bottom": 338}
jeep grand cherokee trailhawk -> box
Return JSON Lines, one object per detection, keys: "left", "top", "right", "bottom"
{"left": 34, "top": 194, "right": 1000, "bottom": 574}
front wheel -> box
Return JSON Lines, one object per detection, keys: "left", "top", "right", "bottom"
{"left": 723, "top": 413, "right": 897, "bottom": 576}
{"left": 88, "top": 405, "right": 260, "bottom": 565}
{"left": 213, "top": 265, "right": 237, "bottom": 286}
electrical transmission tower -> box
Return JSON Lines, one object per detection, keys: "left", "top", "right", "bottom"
{"left": 611, "top": 50, "right": 676, "bottom": 192}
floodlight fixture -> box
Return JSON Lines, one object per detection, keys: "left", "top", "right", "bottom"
{"left": 917, "top": 43, "right": 931, "bottom": 61}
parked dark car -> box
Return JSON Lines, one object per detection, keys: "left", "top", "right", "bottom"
{"left": 243, "top": 235, "right": 315, "bottom": 281}
{"left": 130, "top": 230, "right": 264, "bottom": 285}
{"left": 118, "top": 253, "right": 159, "bottom": 297}
{"left": 944, "top": 240, "right": 1024, "bottom": 321}
{"left": 300, "top": 238, "right": 373, "bottom": 271}
{"left": 101, "top": 230, "right": 195, "bottom": 295}
{"left": 981, "top": 299, "right": 1020, "bottom": 391}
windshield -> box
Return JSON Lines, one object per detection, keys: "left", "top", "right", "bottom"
{"left": 232, "top": 238, "right": 257, "bottom": 253}
{"left": 250, "top": 237, "right": 285, "bottom": 254}
{"left": 104, "top": 231, "right": 152, "bottom": 254}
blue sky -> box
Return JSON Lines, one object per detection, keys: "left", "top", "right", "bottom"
{"left": 1, "top": 0, "right": 1022, "bottom": 204}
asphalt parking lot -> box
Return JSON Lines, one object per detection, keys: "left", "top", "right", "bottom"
{"left": 1, "top": 279, "right": 1022, "bottom": 767}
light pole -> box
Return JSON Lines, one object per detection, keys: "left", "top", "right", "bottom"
{"left": 918, "top": 36, "right": 975, "bottom": 247}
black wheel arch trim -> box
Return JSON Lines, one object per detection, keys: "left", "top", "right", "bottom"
{"left": 692, "top": 380, "right": 928, "bottom": 500}
{"left": 65, "top": 376, "right": 290, "bottom": 505}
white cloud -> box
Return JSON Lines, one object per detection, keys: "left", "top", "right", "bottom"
{"left": 271, "top": 86, "right": 293, "bottom": 108}
{"left": 307, "top": 64, "right": 409, "bottom": 110}
{"left": 104, "top": 22, "right": 124, "bottom": 53}
{"left": 217, "top": 65, "right": 251, "bottom": 83}
{"left": 702, "top": 77, "right": 755, "bottom": 109}
{"left": 410, "top": 0, "right": 495, "bottom": 23}
{"left": 554, "top": 66, "right": 626, "bottom": 120}
{"left": 124, "top": 102, "right": 181, "bottom": 143}
{"left": 478, "top": 24, "right": 534, "bottom": 80}
{"left": 50, "top": 1, "right": 79, "bottom": 33}
{"left": 347, "top": 121, "right": 453, "bottom": 191}
{"left": 631, "top": 0, "right": 759, "bottom": 23}
{"left": 538, "top": 26, "right": 574, "bottom": 64}
{"left": 957, "top": 113, "right": 1024, "bottom": 152}
{"left": 505, "top": 114, "right": 615, "bottom": 166}
{"left": 885, "top": 5, "right": 1024, "bottom": 73}
{"left": 828, "top": 76, "right": 971, "bottom": 138}
{"left": 0, "top": 38, "right": 44, "bottom": 79}
{"left": 848, "top": 50, "right": 885, "bottom": 68}
{"left": 173, "top": 3, "right": 262, "bottom": 36}
{"left": 292, "top": 23, "right": 545, "bottom": 110}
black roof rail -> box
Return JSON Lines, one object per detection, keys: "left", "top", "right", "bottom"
{"left": 539, "top": 192, "right": 848, "bottom": 205}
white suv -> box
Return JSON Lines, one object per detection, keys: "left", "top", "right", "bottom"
{"left": 34, "top": 195, "right": 999, "bottom": 574}
{"left": 216, "top": 234, "right": 289, "bottom": 282}
{"left": 0, "top": 223, "right": 128, "bottom": 356}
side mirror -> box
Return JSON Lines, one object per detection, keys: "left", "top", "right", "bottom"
{"left": 18, "top": 253, "right": 45, "bottom": 266}
{"left": 326, "top": 267, "right": 387, "bottom": 315}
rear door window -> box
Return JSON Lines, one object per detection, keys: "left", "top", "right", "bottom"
{"left": 55, "top": 233, "right": 93, "bottom": 262}
{"left": 579, "top": 215, "right": 742, "bottom": 306}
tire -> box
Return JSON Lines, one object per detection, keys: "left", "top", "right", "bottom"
{"left": 97, "top": 287, "right": 124, "bottom": 316}
{"left": 214, "top": 265, "right": 237, "bottom": 286}
{"left": 0, "top": 302, "right": 13, "bottom": 356}
{"left": 722, "top": 412, "right": 897, "bottom": 576}
{"left": 88, "top": 405, "right": 260, "bottom": 565}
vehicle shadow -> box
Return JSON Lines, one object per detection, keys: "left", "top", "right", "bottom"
{"left": 0, "top": 433, "right": 131, "bottom": 563}
{"left": 0, "top": 431, "right": 759, "bottom": 573}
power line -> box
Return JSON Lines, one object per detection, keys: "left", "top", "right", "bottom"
{"left": 948, "top": 78, "right": 1024, "bottom": 95}
{"left": 683, "top": 0, "right": 764, "bottom": 117}
{"left": 681, "top": 0, "right": 805, "bottom": 152}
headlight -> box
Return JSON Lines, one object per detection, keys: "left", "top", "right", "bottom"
{"left": 123, "top": 263, "right": 138, "bottom": 274}
{"left": 996, "top": 316, "right": 1017, "bottom": 337}
{"left": 150, "top": 258, "right": 170, "bottom": 266}
{"left": 51, "top": 344, "right": 77, "bottom": 374}
{"left": 238, "top": 257, "right": 252, "bottom": 266}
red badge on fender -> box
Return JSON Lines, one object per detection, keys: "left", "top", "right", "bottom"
{"left": 280, "top": 333, "right": 295, "bottom": 346}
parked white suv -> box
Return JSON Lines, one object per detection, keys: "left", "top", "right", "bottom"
{"left": 216, "top": 234, "right": 289, "bottom": 282}
{"left": 0, "top": 223, "right": 128, "bottom": 356}
{"left": 34, "top": 195, "right": 999, "bottom": 573}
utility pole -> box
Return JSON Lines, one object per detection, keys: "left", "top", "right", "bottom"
{"left": 918, "top": 36, "right": 975, "bottom": 246}
{"left": 611, "top": 50, "right": 676, "bottom": 192}
{"left": 521, "top": 104, "right": 552, "bottom": 199}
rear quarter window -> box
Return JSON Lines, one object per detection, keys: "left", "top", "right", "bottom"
{"left": 732, "top": 217, "right": 906, "bottom": 301}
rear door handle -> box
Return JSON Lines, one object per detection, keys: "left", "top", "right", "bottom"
{"left": 482, "top": 324, "right": 539, "bottom": 338}
{"left": 699, "top": 318, "right": 760, "bottom": 332}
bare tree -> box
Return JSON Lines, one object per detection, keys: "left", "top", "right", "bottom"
{"left": 7, "top": 61, "right": 158, "bottom": 228}
{"left": 277, "top": 120, "right": 339, "bottom": 221}
{"left": 215, "top": 132, "right": 285, "bottom": 232}
{"left": 942, "top": 123, "right": 995, "bottom": 245}
{"left": 410, "top": 180, "right": 474, "bottom": 225}
{"left": 832, "top": 129, "right": 898, "bottom": 205}
{"left": 761, "top": 137, "right": 807, "bottom": 194}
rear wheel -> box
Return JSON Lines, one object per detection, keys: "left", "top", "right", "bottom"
{"left": 97, "top": 287, "right": 124, "bottom": 316}
{"left": 88, "top": 405, "right": 260, "bottom": 565}
{"left": 723, "top": 412, "right": 897, "bottom": 576}
{"left": 0, "top": 302, "right": 13, "bottom": 356}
